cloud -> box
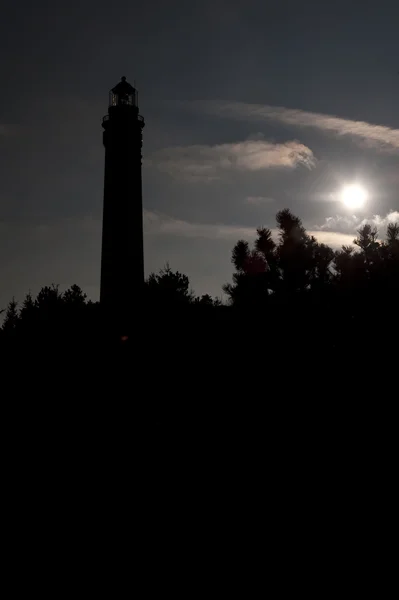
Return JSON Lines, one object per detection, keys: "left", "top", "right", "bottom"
{"left": 359, "top": 211, "right": 399, "bottom": 230}
{"left": 314, "top": 211, "right": 399, "bottom": 238}
{"left": 144, "top": 210, "right": 354, "bottom": 248}
{"left": 316, "top": 214, "right": 361, "bottom": 233}
{"left": 144, "top": 210, "right": 256, "bottom": 240}
{"left": 307, "top": 230, "right": 356, "bottom": 249}
{"left": 200, "top": 101, "right": 399, "bottom": 153}
{"left": 146, "top": 138, "right": 316, "bottom": 181}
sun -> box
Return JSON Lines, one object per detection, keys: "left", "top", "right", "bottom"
{"left": 340, "top": 184, "right": 368, "bottom": 209}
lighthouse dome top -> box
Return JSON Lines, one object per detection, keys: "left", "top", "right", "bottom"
{"left": 111, "top": 76, "right": 136, "bottom": 94}
{"left": 109, "top": 76, "right": 138, "bottom": 108}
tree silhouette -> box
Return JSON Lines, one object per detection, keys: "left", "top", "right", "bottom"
{"left": 2, "top": 298, "right": 19, "bottom": 333}
{"left": 224, "top": 209, "right": 336, "bottom": 306}
{"left": 1, "top": 209, "right": 397, "bottom": 357}
{"left": 63, "top": 284, "right": 87, "bottom": 306}
{"left": 194, "top": 294, "right": 221, "bottom": 307}
{"left": 146, "top": 263, "right": 194, "bottom": 306}
{"left": 334, "top": 245, "right": 360, "bottom": 287}
{"left": 1, "top": 284, "right": 96, "bottom": 344}
{"left": 386, "top": 222, "right": 399, "bottom": 247}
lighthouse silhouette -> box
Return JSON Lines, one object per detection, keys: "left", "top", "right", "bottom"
{"left": 100, "top": 77, "right": 145, "bottom": 329}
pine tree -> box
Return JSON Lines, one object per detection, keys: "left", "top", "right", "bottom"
{"left": 2, "top": 298, "right": 20, "bottom": 333}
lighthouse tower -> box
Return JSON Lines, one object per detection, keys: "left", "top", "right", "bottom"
{"left": 100, "top": 76, "right": 145, "bottom": 325}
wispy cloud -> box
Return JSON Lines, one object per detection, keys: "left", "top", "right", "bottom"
{"left": 144, "top": 210, "right": 354, "bottom": 248}
{"left": 144, "top": 210, "right": 256, "bottom": 240}
{"left": 146, "top": 138, "right": 316, "bottom": 182}
{"left": 199, "top": 101, "right": 399, "bottom": 153}
{"left": 307, "top": 230, "right": 356, "bottom": 248}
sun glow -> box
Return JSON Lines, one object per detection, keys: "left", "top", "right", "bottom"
{"left": 340, "top": 184, "right": 368, "bottom": 209}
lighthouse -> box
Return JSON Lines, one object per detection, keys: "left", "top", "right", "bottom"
{"left": 100, "top": 77, "right": 145, "bottom": 326}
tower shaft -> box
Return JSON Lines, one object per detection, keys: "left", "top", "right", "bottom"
{"left": 100, "top": 78, "right": 145, "bottom": 325}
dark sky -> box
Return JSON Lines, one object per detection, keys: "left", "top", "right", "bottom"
{"left": 0, "top": 0, "right": 398, "bottom": 306}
